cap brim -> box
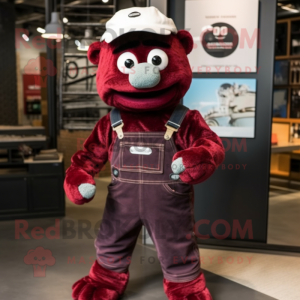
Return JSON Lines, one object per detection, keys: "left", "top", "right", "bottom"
{"left": 101, "top": 26, "right": 173, "bottom": 43}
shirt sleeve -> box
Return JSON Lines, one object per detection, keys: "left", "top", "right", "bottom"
{"left": 64, "top": 114, "right": 111, "bottom": 204}
{"left": 173, "top": 109, "right": 225, "bottom": 185}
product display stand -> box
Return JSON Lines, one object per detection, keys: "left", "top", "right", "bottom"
{"left": 0, "top": 126, "right": 65, "bottom": 220}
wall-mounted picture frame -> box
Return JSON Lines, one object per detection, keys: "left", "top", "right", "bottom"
{"left": 184, "top": 78, "right": 257, "bottom": 138}
{"left": 185, "top": 0, "right": 259, "bottom": 73}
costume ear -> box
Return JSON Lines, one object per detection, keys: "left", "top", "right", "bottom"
{"left": 87, "top": 41, "right": 102, "bottom": 65}
{"left": 177, "top": 30, "right": 194, "bottom": 55}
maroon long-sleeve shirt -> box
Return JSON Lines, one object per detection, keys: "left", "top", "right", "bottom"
{"left": 65, "top": 108, "right": 225, "bottom": 204}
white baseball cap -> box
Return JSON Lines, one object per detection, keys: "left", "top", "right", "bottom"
{"left": 100, "top": 6, "right": 178, "bottom": 43}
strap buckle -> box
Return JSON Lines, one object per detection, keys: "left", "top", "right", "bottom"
{"left": 112, "top": 123, "right": 124, "bottom": 139}
{"left": 164, "top": 124, "right": 178, "bottom": 140}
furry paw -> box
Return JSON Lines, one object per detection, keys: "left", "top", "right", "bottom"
{"left": 164, "top": 273, "right": 213, "bottom": 300}
{"left": 78, "top": 183, "right": 96, "bottom": 200}
{"left": 171, "top": 157, "right": 185, "bottom": 175}
{"left": 72, "top": 277, "right": 119, "bottom": 300}
{"left": 72, "top": 261, "right": 129, "bottom": 300}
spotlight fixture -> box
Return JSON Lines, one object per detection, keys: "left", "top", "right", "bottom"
{"left": 37, "top": 27, "right": 46, "bottom": 34}
{"left": 77, "top": 28, "right": 96, "bottom": 51}
{"left": 22, "top": 33, "right": 29, "bottom": 42}
{"left": 75, "top": 40, "right": 81, "bottom": 47}
{"left": 281, "top": 4, "right": 299, "bottom": 13}
{"left": 63, "top": 17, "right": 68, "bottom": 23}
{"left": 102, "top": 0, "right": 109, "bottom": 3}
{"left": 42, "top": 12, "right": 63, "bottom": 39}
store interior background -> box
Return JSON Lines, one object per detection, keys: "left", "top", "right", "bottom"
{"left": 0, "top": 0, "right": 300, "bottom": 260}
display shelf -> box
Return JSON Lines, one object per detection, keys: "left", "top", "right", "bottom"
{"left": 59, "top": 0, "right": 117, "bottom": 130}
{"left": 270, "top": 170, "right": 290, "bottom": 177}
{"left": 62, "top": 4, "right": 115, "bottom": 9}
{"left": 64, "top": 53, "right": 88, "bottom": 57}
{"left": 66, "top": 22, "right": 106, "bottom": 27}
{"left": 272, "top": 142, "right": 300, "bottom": 153}
{"left": 275, "top": 17, "right": 300, "bottom": 60}
{"left": 273, "top": 117, "right": 300, "bottom": 123}
{"left": 276, "top": 55, "right": 300, "bottom": 60}
{"left": 24, "top": 153, "right": 63, "bottom": 164}
{"left": 0, "top": 139, "right": 48, "bottom": 150}
{"left": 62, "top": 91, "right": 99, "bottom": 96}
{"left": 0, "top": 126, "right": 45, "bottom": 136}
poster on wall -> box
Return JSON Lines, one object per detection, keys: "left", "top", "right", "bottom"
{"left": 184, "top": 78, "right": 257, "bottom": 138}
{"left": 23, "top": 74, "right": 41, "bottom": 115}
{"left": 185, "top": 0, "right": 259, "bottom": 73}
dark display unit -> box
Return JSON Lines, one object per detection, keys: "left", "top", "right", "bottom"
{"left": 0, "top": 127, "right": 65, "bottom": 220}
{"left": 290, "top": 20, "right": 300, "bottom": 56}
{"left": 273, "top": 89, "right": 288, "bottom": 118}
{"left": 290, "top": 89, "right": 300, "bottom": 118}
{"left": 274, "top": 60, "right": 289, "bottom": 85}
{"left": 275, "top": 22, "right": 288, "bottom": 57}
{"left": 274, "top": 17, "right": 300, "bottom": 128}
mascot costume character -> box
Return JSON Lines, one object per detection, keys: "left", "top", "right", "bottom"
{"left": 64, "top": 7, "right": 225, "bottom": 300}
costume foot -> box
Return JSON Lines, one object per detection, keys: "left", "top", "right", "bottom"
{"left": 72, "top": 261, "right": 129, "bottom": 300}
{"left": 163, "top": 272, "right": 213, "bottom": 300}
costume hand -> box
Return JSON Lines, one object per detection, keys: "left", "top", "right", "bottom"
{"left": 64, "top": 166, "right": 96, "bottom": 205}
{"left": 170, "top": 157, "right": 185, "bottom": 180}
{"left": 78, "top": 183, "right": 96, "bottom": 200}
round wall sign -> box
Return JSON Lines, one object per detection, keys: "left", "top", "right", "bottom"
{"left": 201, "top": 22, "right": 239, "bottom": 58}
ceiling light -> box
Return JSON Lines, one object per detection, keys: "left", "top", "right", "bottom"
{"left": 63, "top": 17, "right": 68, "bottom": 23}
{"left": 77, "top": 28, "right": 96, "bottom": 51}
{"left": 75, "top": 40, "right": 81, "bottom": 47}
{"left": 42, "top": 12, "right": 63, "bottom": 39}
{"left": 37, "top": 27, "right": 46, "bottom": 34}
{"left": 281, "top": 5, "right": 299, "bottom": 13}
{"left": 22, "top": 33, "right": 29, "bottom": 42}
{"left": 102, "top": 0, "right": 109, "bottom": 3}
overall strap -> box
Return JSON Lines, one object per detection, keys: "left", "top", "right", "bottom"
{"left": 164, "top": 104, "right": 189, "bottom": 140}
{"left": 110, "top": 108, "right": 124, "bottom": 139}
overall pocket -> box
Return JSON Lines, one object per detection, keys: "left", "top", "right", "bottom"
{"left": 163, "top": 183, "right": 192, "bottom": 197}
{"left": 119, "top": 141, "right": 164, "bottom": 174}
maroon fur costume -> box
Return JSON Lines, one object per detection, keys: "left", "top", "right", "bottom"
{"left": 64, "top": 28, "right": 224, "bottom": 300}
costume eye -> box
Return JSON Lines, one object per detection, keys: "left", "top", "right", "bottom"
{"left": 147, "top": 49, "right": 169, "bottom": 70}
{"left": 117, "top": 52, "right": 138, "bottom": 74}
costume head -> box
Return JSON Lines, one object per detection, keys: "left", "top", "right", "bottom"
{"left": 87, "top": 7, "right": 194, "bottom": 112}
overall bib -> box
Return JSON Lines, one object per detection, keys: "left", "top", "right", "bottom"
{"left": 95, "top": 105, "right": 201, "bottom": 283}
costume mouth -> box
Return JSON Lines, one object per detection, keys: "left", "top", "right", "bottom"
{"left": 113, "top": 84, "right": 177, "bottom": 102}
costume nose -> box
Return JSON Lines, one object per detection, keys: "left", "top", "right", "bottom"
{"left": 129, "top": 63, "right": 161, "bottom": 89}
